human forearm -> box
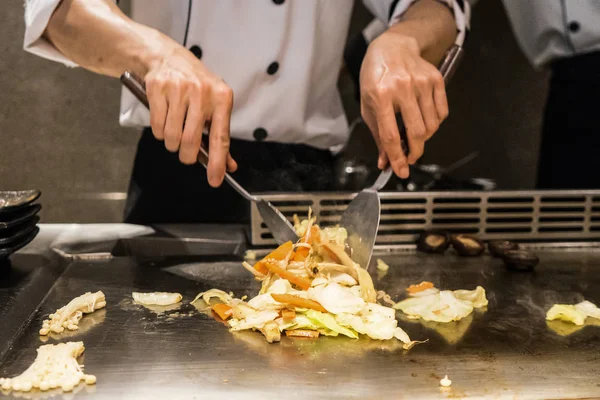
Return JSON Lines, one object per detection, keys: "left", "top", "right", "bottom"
{"left": 385, "top": 0, "right": 457, "bottom": 65}
{"left": 43, "top": 0, "right": 175, "bottom": 78}
{"left": 44, "top": 0, "right": 235, "bottom": 187}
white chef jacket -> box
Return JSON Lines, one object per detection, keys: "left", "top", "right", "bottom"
{"left": 24, "top": 0, "right": 466, "bottom": 152}
{"left": 499, "top": 0, "right": 600, "bottom": 68}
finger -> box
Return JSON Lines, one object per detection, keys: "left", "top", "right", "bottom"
{"left": 179, "top": 100, "right": 204, "bottom": 165}
{"left": 432, "top": 71, "right": 449, "bottom": 123}
{"left": 395, "top": 86, "right": 426, "bottom": 166}
{"left": 147, "top": 79, "right": 168, "bottom": 140}
{"left": 361, "top": 103, "right": 387, "bottom": 169}
{"left": 376, "top": 103, "right": 409, "bottom": 179}
{"left": 163, "top": 86, "right": 186, "bottom": 152}
{"left": 415, "top": 89, "right": 439, "bottom": 163}
{"left": 226, "top": 153, "right": 238, "bottom": 172}
{"left": 207, "top": 87, "right": 234, "bottom": 187}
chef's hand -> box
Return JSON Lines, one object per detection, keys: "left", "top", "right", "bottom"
{"left": 360, "top": 32, "right": 447, "bottom": 179}
{"left": 145, "top": 46, "right": 237, "bottom": 187}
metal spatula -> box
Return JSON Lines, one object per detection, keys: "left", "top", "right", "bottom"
{"left": 340, "top": 45, "right": 464, "bottom": 270}
{"left": 120, "top": 71, "right": 297, "bottom": 245}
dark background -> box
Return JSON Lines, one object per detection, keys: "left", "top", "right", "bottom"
{"left": 0, "top": 0, "right": 548, "bottom": 222}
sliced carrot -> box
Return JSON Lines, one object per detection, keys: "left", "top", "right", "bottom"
{"left": 271, "top": 294, "right": 327, "bottom": 312}
{"left": 292, "top": 225, "right": 319, "bottom": 262}
{"left": 264, "top": 261, "right": 312, "bottom": 290}
{"left": 254, "top": 241, "right": 293, "bottom": 275}
{"left": 211, "top": 303, "right": 233, "bottom": 320}
{"left": 285, "top": 329, "right": 319, "bottom": 338}
{"left": 407, "top": 281, "right": 435, "bottom": 294}
{"left": 281, "top": 309, "right": 296, "bottom": 320}
{"left": 293, "top": 247, "right": 309, "bottom": 262}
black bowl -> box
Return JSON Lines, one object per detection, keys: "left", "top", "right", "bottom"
{"left": 0, "top": 204, "right": 41, "bottom": 230}
{"left": 0, "top": 216, "right": 40, "bottom": 246}
{"left": 0, "top": 226, "right": 40, "bottom": 261}
{"left": 0, "top": 190, "right": 41, "bottom": 214}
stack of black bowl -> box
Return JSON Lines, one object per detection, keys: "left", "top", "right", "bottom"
{"left": 0, "top": 190, "right": 41, "bottom": 260}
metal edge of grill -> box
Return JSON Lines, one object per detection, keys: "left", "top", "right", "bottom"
{"left": 250, "top": 190, "right": 600, "bottom": 246}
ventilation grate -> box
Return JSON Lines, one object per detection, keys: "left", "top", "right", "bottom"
{"left": 251, "top": 190, "right": 600, "bottom": 245}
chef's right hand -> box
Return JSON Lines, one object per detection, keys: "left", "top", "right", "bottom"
{"left": 144, "top": 46, "right": 237, "bottom": 188}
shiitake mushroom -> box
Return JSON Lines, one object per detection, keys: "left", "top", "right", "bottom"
{"left": 488, "top": 240, "right": 520, "bottom": 258}
{"left": 502, "top": 250, "right": 539, "bottom": 272}
{"left": 416, "top": 231, "right": 450, "bottom": 254}
{"left": 450, "top": 234, "right": 485, "bottom": 256}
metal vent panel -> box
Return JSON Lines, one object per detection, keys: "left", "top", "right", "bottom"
{"left": 251, "top": 190, "right": 600, "bottom": 246}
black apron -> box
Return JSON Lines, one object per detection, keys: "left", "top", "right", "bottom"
{"left": 123, "top": 128, "right": 336, "bottom": 224}
{"left": 537, "top": 51, "right": 600, "bottom": 189}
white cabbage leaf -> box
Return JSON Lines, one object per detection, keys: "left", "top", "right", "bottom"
{"left": 192, "top": 289, "right": 233, "bottom": 305}
{"left": 308, "top": 283, "right": 366, "bottom": 315}
{"left": 546, "top": 300, "right": 600, "bottom": 326}
{"left": 394, "top": 286, "right": 488, "bottom": 323}
{"left": 546, "top": 304, "right": 586, "bottom": 326}
{"left": 575, "top": 300, "right": 600, "bottom": 320}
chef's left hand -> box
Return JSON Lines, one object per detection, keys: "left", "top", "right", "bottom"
{"left": 360, "top": 30, "right": 449, "bottom": 179}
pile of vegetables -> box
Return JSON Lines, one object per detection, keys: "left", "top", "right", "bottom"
{"left": 193, "top": 215, "right": 418, "bottom": 348}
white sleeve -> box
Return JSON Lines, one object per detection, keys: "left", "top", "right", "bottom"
{"left": 363, "top": 0, "right": 472, "bottom": 46}
{"left": 24, "top": 0, "right": 78, "bottom": 67}
{"left": 23, "top": 0, "right": 118, "bottom": 67}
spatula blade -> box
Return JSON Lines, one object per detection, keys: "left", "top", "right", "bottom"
{"left": 339, "top": 189, "right": 380, "bottom": 270}
{"left": 256, "top": 200, "right": 298, "bottom": 245}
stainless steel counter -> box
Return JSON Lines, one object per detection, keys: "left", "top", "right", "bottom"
{"left": 1, "top": 224, "right": 600, "bottom": 399}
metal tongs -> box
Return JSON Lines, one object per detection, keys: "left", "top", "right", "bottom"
{"left": 340, "top": 45, "right": 464, "bottom": 270}
{"left": 120, "top": 72, "right": 297, "bottom": 245}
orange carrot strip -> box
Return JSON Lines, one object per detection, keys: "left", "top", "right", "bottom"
{"left": 211, "top": 303, "right": 233, "bottom": 320}
{"left": 281, "top": 309, "right": 296, "bottom": 320}
{"left": 271, "top": 294, "right": 327, "bottom": 312}
{"left": 285, "top": 329, "right": 319, "bottom": 338}
{"left": 264, "top": 261, "right": 312, "bottom": 290}
{"left": 407, "top": 281, "right": 435, "bottom": 294}
{"left": 254, "top": 241, "right": 293, "bottom": 275}
{"left": 293, "top": 247, "right": 309, "bottom": 262}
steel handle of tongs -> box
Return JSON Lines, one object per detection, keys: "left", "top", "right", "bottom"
{"left": 371, "top": 44, "right": 465, "bottom": 191}
{"left": 120, "top": 71, "right": 257, "bottom": 202}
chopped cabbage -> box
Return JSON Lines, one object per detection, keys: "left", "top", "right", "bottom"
{"left": 192, "top": 289, "right": 233, "bottom": 305}
{"left": 453, "top": 286, "right": 489, "bottom": 308}
{"left": 546, "top": 301, "right": 600, "bottom": 326}
{"left": 308, "top": 283, "right": 366, "bottom": 314}
{"left": 328, "top": 272, "right": 358, "bottom": 287}
{"left": 546, "top": 304, "right": 586, "bottom": 325}
{"left": 394, "top": 285, "right": 488, "bottom": 323}
{"left": 0, "top": 342, "right": 96, "bottom": 392}
{"left": 306, "top": 310, "right": 358, "bottom": 339}
{"left": 376, "top": 259, "right": 390, "bottom": 272}
{"left": 293, "top": 216, "right": 311, "bottom": 237}
{"left": 575, "top": 300, "right": 600, "bottom": 320}
{"left": 229, "top": 310, "right": 280, "bottom": 331}
{"left": 321, "top": 226, "right": 348, "bottom": 247}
